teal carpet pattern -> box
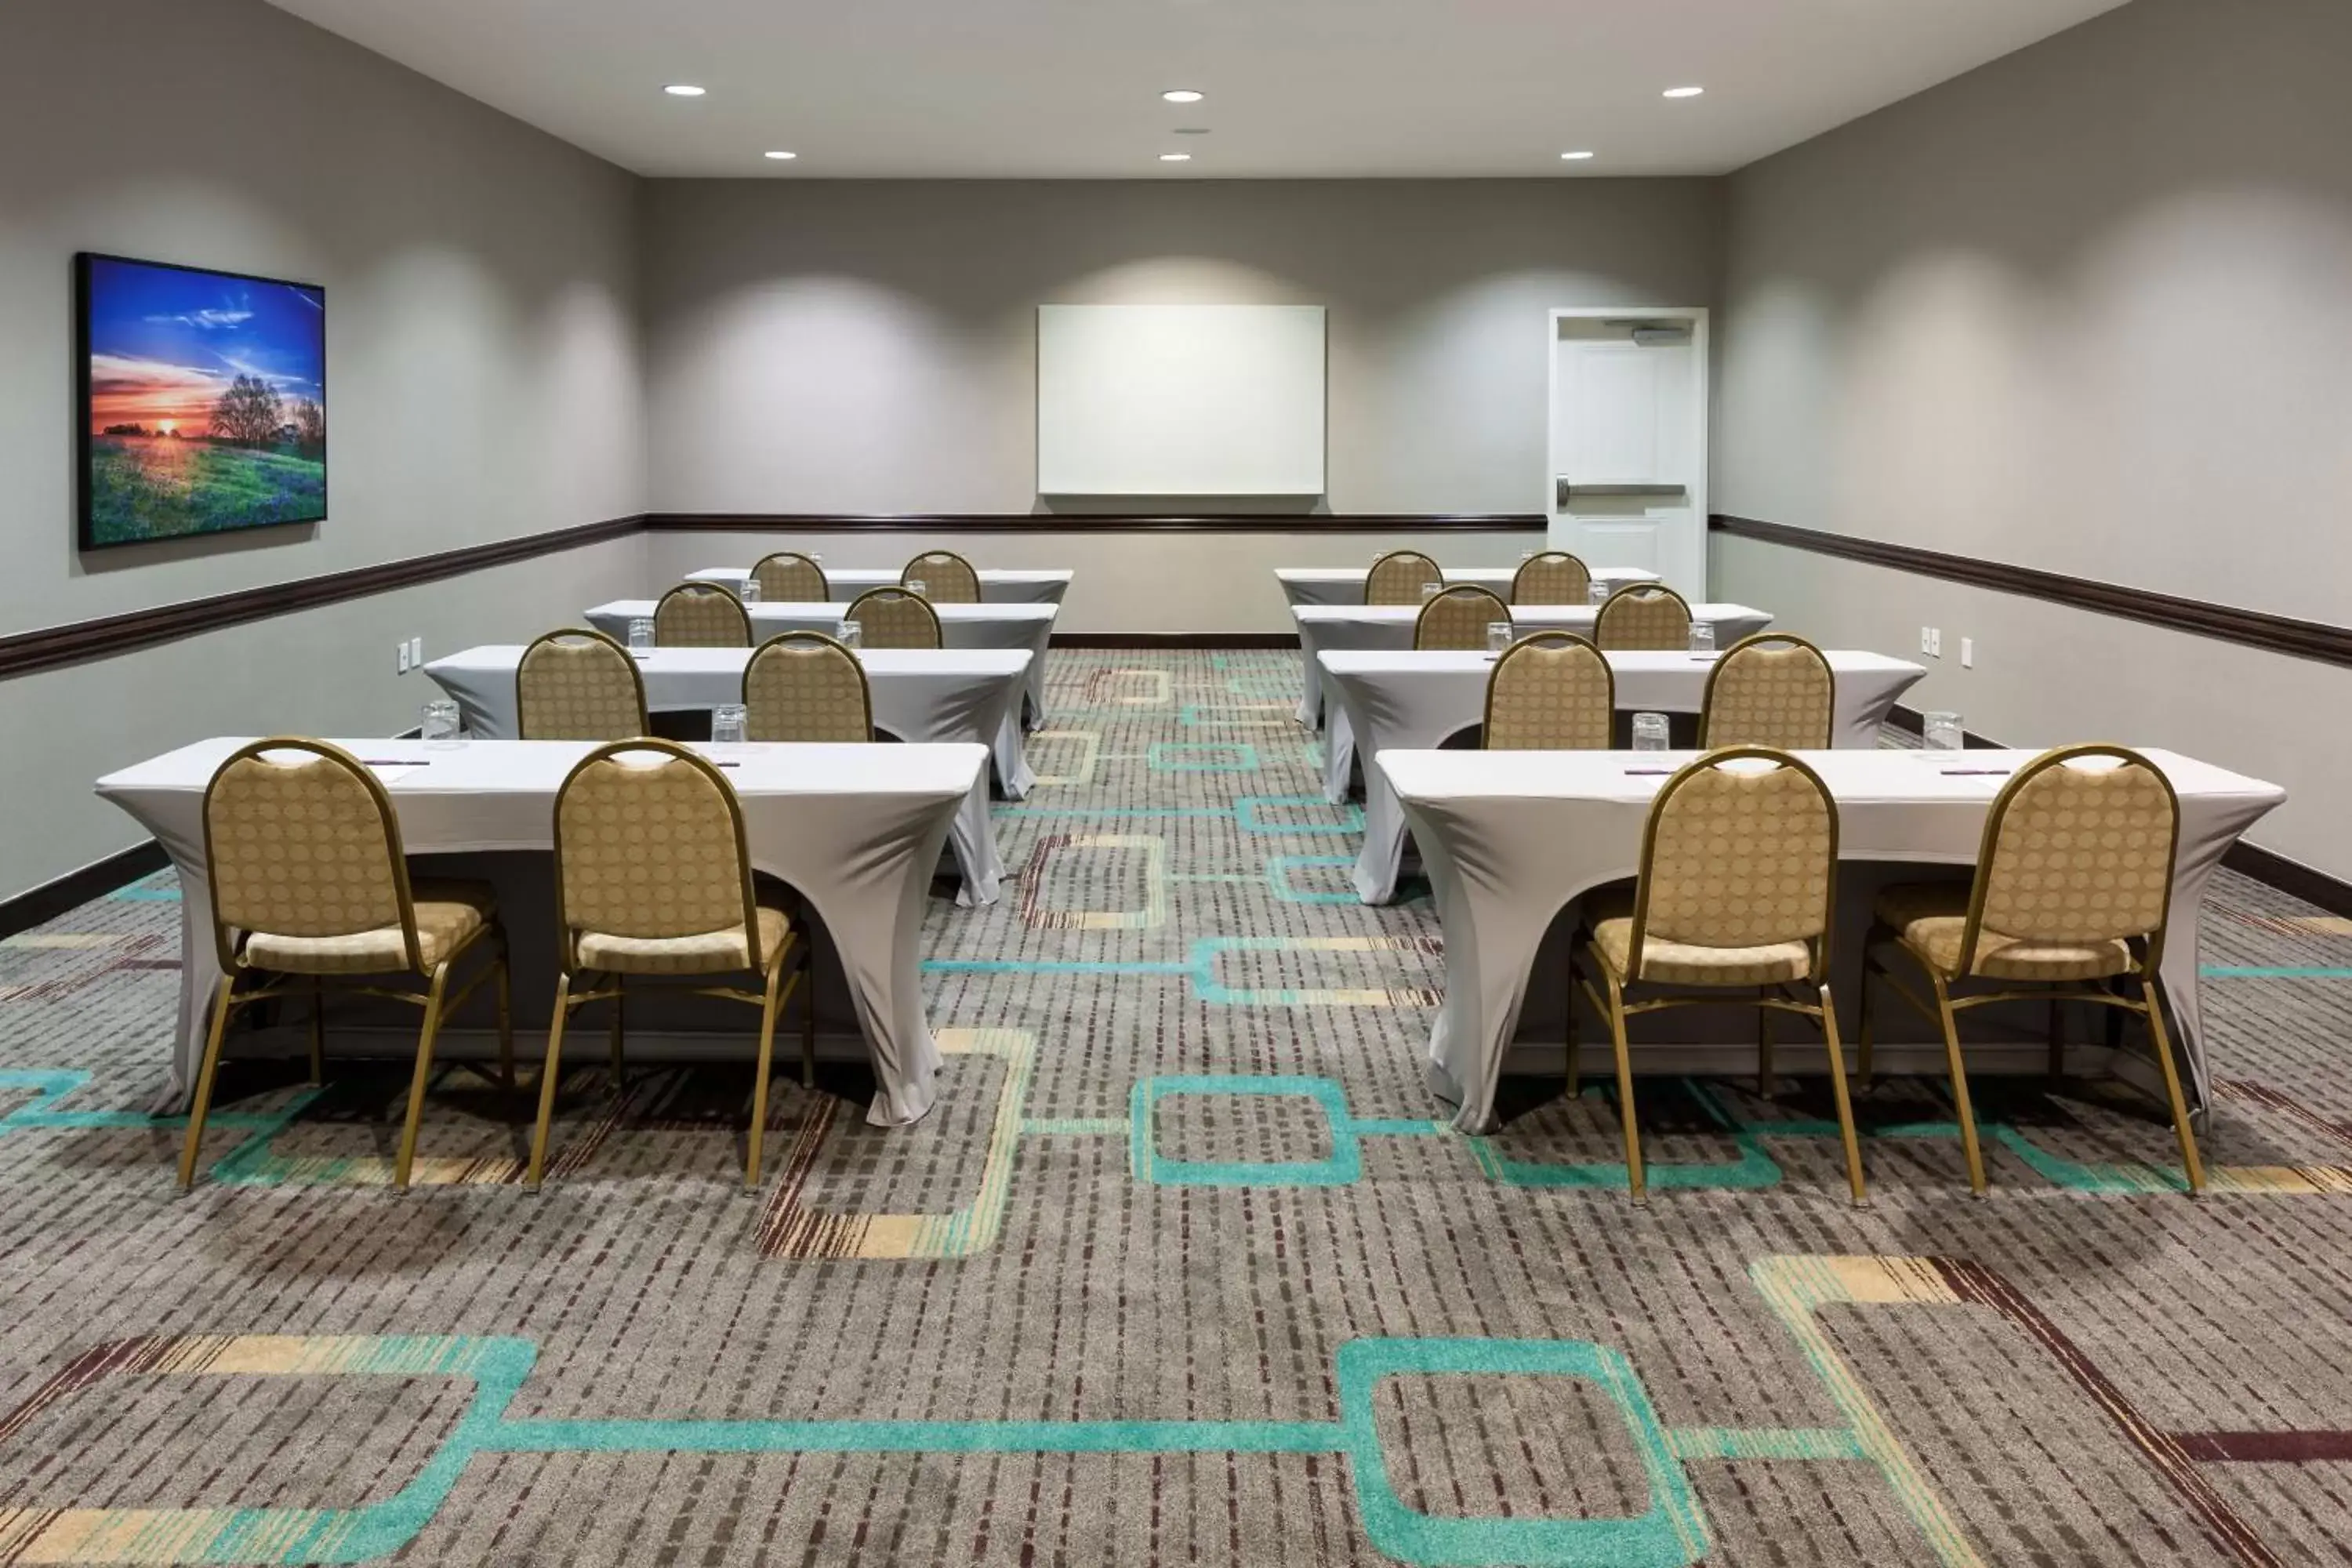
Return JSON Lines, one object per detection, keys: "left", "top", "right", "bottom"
{"left": 6, "top": 649, "right": 2352, "bottom": 1564}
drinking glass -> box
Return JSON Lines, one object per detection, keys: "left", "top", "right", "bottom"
{"left": 1588, "top": 578, "right": 1612, "bottom": 606}
{"left": 837, "top": 620, "right": 863, "bottom": 650}
{"left": 738, "top": 575, "right": 761, "bottom": 604}
{"left": 1632, "top": 712, "right": 1671, "bottom": 753}
{"left": 1688, "top": 621, "right": 1715, "bottom": 654}
{"left": 1520, "top": 548, "right": 1538, "bottom": 562}
{"left": 421, "top": 699, "right": 463, "bottom": 750}
{"left": 1923, "top": 711, "right": 1965, "bottom": 752}
{"left": 1420, "top": 581, "right": 1443, "bottom": 604}
{"left": 711, "top": 702, "right": 749, "bottom": 746}
{"left": 906, "top": 579, "right": 929, "bottom": 599}
{"left": 627, "top": 616, "right": 655, "bottom": 652}
{"left": 1486, "top": 622, "right": 1514, "bottom": 655}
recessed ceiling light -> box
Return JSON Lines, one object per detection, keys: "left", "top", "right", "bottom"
{"left": 1161, "top": 89, "right": 1205, "bottom": 103}
{"left": 1159, "top": 152, "right": 1192, "bottom": 162}
{"left": 664, "top": 84, "right": 707, "bottom": 97}
{"left": 1559, "top": 150, "right": 1595, "bottom": 161}
{"left": 764, "top": 151, "right": 797, "bottom": 161}
{"left": 1662, "top": 85, "right": 1704, "bottom": 99}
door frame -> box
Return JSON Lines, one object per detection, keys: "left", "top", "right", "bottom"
{"left": 1545, "top": 306, "right": 1710, "bottom": 590}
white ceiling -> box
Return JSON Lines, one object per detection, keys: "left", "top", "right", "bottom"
{"left": 266, "top": 0, "right": 2129, "bottom": 180}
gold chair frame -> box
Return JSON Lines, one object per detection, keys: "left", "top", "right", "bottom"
{"left": 752, "top": 551, "right": 830, "bottom": 603}
{"left": 1481, "top": 632, "right": 1614, "bottom": 751}
{"left": 743, "top": 631, "right": 874, "bottom": 742}
{"left": 1592, "top": 583, "right": 1695, "bottom": 651}
{"left": 182, "top": 739, "right": 514, "bottom": 1192}
{"left": 1365, "top": 550, "right": 1443, "bottom": 607}
{"left": 1698, "top": 632, "right": 1836, "bottom": 750}
{"left": 1857, "top": 743, "right": 2202, "bottom": 1197}
{"left": 528, "top": 739, "right": 815, "bottom": 1190}
{"left": 1414, "top": 584, "right": 1512, "bottom": 651}
{"left": 1569, "top": 747, "right": 1865, "bottom": 1207}
{"left": 902, "top": 550, "right": 982, "bottom": 603}
{"left": 654, "top": 582, "right": 753, "bottom": 648}
{"left": 1509, "top": 551, "right": 1593, "bottom": 605}
{"left": 843, "top": 586, "right": 942, "bottom": 649}
{"left": 516, "top": 627, "right": 650, "bottom": 742}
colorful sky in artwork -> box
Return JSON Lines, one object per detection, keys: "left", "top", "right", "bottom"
{"left": 85, "top": 257, "right": 324, "bottom": 435}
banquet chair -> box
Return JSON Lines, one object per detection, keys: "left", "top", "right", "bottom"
{"left": 1483, "top": 633, "right": 1614, "bottom": 750}
{"left": 1365, "top": 550, "right": 1443, "bottom": 607}
{"left": 752, "top": 551, "right": 829, "bottom": 604}
{"left": 1593, "top": 584, "right": 1693, "bottom": 651}
{"left": 1570, "top": 748, "right": 1864, "bottom": 1206}
{"left": 1511, "top": 551, "right": 1593, "bottom": 606}
{"left": 1699, "top": 633, "right": 1835, "bottom": 750}
{"left": 1415, "top": 585, "right": 1511, "bottom": 651}
{"left": 844, "top": 587, "right": 942, "bottom": 649}
{"left": 1858, "top": 745, "right": 2201, "bottom": 1197}
{"left": 903, "top": 550, "right": 982, "bottom": 603}
{"left": 181, "top": 739, "right": 514, "bottom": 1192}
{"left": 517, "top": 629, "right": 649, "bottom": 742}
{"left": 655, "top": 582, "right": 753, "bottom": 648}
{"left": 744, "top": 632, "right": 873, "bottom": 742}
{"left": 530, "top": 739, "right": 813, "bottom": 1190}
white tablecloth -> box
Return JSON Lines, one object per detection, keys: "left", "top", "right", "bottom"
{"left": 1275, "top": 564, "right": 1660, "bottom": 608}
{"left": 96, "top": 739, "right": 985, "bottom": 1127}
{"left": 1290, "top": 603, "right": 1775, "bottom": 727}
{"left": 688, "top": 566, "right": 1073, "bottom": 608}
{"left": 423, "top": 646, "right": 1030, "bottom": 906}
{"left": 589, "top": 600, "right": 1057, "bottom": 728}
{"left": 1383, "top": 746, "right": 2286, "bottom": 1132}
{"left": 1327, "top": 649, "right": 1929, "bottom": 903}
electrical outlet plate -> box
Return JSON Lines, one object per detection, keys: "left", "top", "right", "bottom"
{"left": 408, "top": 636, "right": 424, "bottom": 666}
{"left": 1960, "top": 637, "right": 1974, "bottom": 668}
{"left": 1920, "top": 626, "right": 1933, "bottom": 655}
{"left": 1929, "top": 627, "right": 1942, "bottom": 658}
{"left": 396, "top": 642, "right": 411, "bottom": 674}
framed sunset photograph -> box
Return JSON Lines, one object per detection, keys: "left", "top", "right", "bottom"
{"left": 76, "top": 253, "right": 328, "bottom": 550}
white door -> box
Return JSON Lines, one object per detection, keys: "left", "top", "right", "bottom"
{"left": 1548, "top": 310, "right": 1708, "bottom": 594}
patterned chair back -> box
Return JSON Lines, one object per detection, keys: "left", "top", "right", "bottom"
{"left": 1962, "top": 746, "right": 2180, "bottom": 974}
{"left": 201, "top": 739, "right": 419, "bottom": 971}
{"left": 1510, "top": 551, "right": 1592, "bottom": 605}
{"left": 1593, "top": 584, "right": 1693, "bottom": 651}
{"left": 554, "top": 742, "right": 760, "bottom": 959}
{"left": 1700, "top": 634, "right": 1835, "bottom": 750}
{"left": 744, "top": 633, "right": 873, "bottom": 742}
{"left": 1414, "top": 585, "right": 1511, "bottom": 652}
{"left": 844, "top": 587, "right": 942, "bottom": 649}
{"left": 1483, "top": 633, "right": 1613, "bottom": 750}
{"left": 751, "top": 552, "right": 829, "bottom": 604}
{"left": 903, "top": 551, "right": 982, "bottom": 604}
{"left": 517, "top": 630, "right": 648, "bottom": 742}
{"left": 654, "top": 583, "right": 753, "bottom": 648}
{"left": 1631, "top": 749, "right": 1837, "bottom": 968}
{"left": 1365, "top": 550, "right": 1442, "bottom": 607}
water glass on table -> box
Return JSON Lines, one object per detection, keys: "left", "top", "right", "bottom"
{"left": 421, "top": 699, "right": 464, "bottom": 750}
{"left": 1588, "top": 578, "right": 1613, "bottom": 606}
{"left": 627, "top": 616, "right": 655, "bottom": 652}
{"left": 1688, "top": 621, "right": 1715, "bottom": 655}
{"left": 905, "top": 579, "right": 929, "bottom": 599}
{"left": 1486, "top": 622, "right": 1514, "bottom": 655}
{"left": 1923, "top": 711, "right": 1965, "bottom": 752}
{"left": 837, "top": 619, "right": 863, "bottom": 651}
{"left": 739, "top": 575, "right": 761, "bottom": 604}
{"left": 711, "top": 702, "right": 749, "bottom": 746}
{"left": 1632, "top": 712, "right": 1671, "bottom": 753}
{"left": 1420, "top": 581, "right": 1443, "bottom": 604}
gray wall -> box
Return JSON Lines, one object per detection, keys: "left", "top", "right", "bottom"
{"left": 1713, "top": 0, "right": 2352, "bottom": 875}
{"left": 0, "top": 0, "right": 648, "bottom": 898}
{"left": 641, "top": 179, "right": 1719, "bottom": 630}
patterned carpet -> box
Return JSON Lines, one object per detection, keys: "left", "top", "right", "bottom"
{"left": 5, "top": 648, "right": 2352, "bottom": 1566}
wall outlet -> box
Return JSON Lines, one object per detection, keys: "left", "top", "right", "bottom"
{"left": 396, "top": 641, "right": 411, "bottom": 675}
{"left": 1960, "top": 637, "right": 1974, "bottom": 668}
{"left": 1928, "top": 626, "right": 1943, "bottom": 658}
{"left": 408, "top": 635, "right": 424, "bottom": 666}
{"left": 1920, "top": 626, "right": 1933, "bottom": 655}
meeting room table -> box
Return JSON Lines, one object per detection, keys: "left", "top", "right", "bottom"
{"left": 1381, "top": 746, "right": 2286, "bottom": 1133}
{"left": 686, "top": 565, "right": 1073, "bottom": 608}
{"left": 423, "top": 644, "right": 1032, "bottom": 906}
{"left": 96, "top": 738, "right": 986, "bottom": 1127}
{"left": 1329, "top": 648, "right": 1930, "bottom": 902}
{"left": 1274, "top": 564, "right": 1659, "bottom": 609}
{"left": 588, "top": 599, "right": 1058, "bottom": 728}
{"left": 1290, "top": 601, "right": 1775, "bottom": 728}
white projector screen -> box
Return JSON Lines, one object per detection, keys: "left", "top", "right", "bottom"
{"left": 1036, "top": 304, "right": 1327, "bottom": 496}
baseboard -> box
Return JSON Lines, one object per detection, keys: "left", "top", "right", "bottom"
{"left": 0, "top": 840, "right": 169, "bottom": 939}
{"left": 1889, "top": 705, "right": 2352, "bottom": 914}
{"left": 1051, "top": 633, "right": 1301, "bottom": 648}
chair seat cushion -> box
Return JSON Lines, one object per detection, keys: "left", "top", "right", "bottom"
{"left": 1585, "top": 891, "right": 1814, "bottom": 988}
{"left": 242, "top": 879, "right": 495, "bottom": 976}
{"left": 1873, "top": 883, "right": 2133, "bottom": 982}
{"left": 576, "top": 905, "right": 793, "bottom": 977}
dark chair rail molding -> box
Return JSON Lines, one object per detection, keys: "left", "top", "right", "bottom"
{"left": 645, "top": 512, "right": 1545, "bottom": 534}
{"left": 1711, "top": 514, "right": 2352, "bottom": 670}
{"left": 1, "top": 515, "right": 646, "bottom": 683}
